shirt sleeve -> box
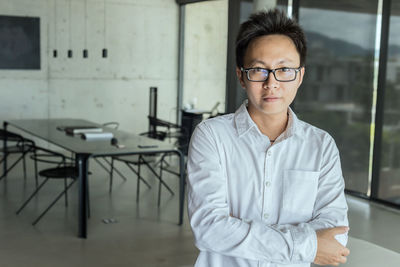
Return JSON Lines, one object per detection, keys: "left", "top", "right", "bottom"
{"left": 187, "top": 123, "right": 317, "bottom": 264}
{"left": 308, "top": 134, "right": 349, "bottom": 246}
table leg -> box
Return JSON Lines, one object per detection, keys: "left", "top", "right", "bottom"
{"left": 77, "top": 154, "right": 89, "bottom": 238}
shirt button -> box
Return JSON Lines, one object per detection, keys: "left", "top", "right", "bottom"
{"left": 263, "top": 213, "right": 269, "bottom": 219}
{"left": 267, "top": 151, "right": 272, "bottom": 156}
{"left": 265, "top": 181, "right": 271, "bottom": 187}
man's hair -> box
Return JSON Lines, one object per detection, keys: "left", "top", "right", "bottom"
{"left": 235, "top": 9, "right": 307, "bottom": 68}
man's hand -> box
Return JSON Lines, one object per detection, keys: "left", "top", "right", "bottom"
{"left": 314, "top": 226, "right": 350, "bottom": 266}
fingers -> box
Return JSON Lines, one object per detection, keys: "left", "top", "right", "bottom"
{"left": 338, "top": 255, "right": 347, "bottom": 264}
{"left": 342, "top": 247, "right": 350, "bottom": 256}
{"left": 331, "top": 226, "right": 349, "bottom": 235}
{"left": 327, "top": 255, "right": 348, "bottom": 266}
{"left": 317, "top": 226, "right": 349, "bottom": 238}
{"left": 314, "top": 256, "right": 348, "bottom": 266}
{"left": 330, "top": 226, "right": 349, "bottom": 235}
{"left": 330, "top": 248, "right": 349, "bottom": 265}
{"left": 315, "top": 226, "right": 350, "bottom": 266}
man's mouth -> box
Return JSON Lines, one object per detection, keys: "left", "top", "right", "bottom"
{"left": 263, "top": 96, "right": 280, "bottom": 102}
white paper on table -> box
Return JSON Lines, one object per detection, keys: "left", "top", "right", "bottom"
{"left": 81, "top": 132, "right": 114, "bottom": 141}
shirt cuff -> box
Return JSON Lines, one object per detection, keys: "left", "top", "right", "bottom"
{"left": 290, "top": 224, "right": 317, "bottom": 263}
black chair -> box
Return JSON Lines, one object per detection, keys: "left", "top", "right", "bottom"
{"left": 111, "top": 87, "right": 188, "bottom": 205}
{"left": 110, "top": 155, "right": 153, "bottom": 201}
{"left": 142, "top": 87, "right": 189, "bottom": 151}
{"left": 16, "top": 146, "right": 89, "bottom": 225}
{"left": 141, "top": 115, "right": 188, "bottom": 181}
{"left": 144, "top": 115, "right": 188, "bottom": 145}
{"left": 92, "top": 122, "right": 128, "bottom": 191}
{"left": 0, "top": 129, "right": 35, "bottom": 182}
{"left": 111, "top": 152, "right": 181, "bottom": 206}
{"left": 141, "top": 87, "right": 189, "bottom": 144}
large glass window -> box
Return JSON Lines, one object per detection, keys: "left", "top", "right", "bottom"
{"left": 378, "top": 2, "right": 400, "bottom": 205}
{"left": 295, "top": 1, "right": 378, "bottom": 195}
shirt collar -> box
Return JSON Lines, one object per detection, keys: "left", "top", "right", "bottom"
{"left": 234, "top": 100, "right": 305, "bottom": 140}
{"left": 234, "top": 100, "right": 258, "bottom": 137}
{"left": 281, "top": 107, "right": 305, "bottom": 141}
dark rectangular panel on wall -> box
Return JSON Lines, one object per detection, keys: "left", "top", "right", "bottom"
{"left": 0, "top": 15, "right": 40, "bottom": 70}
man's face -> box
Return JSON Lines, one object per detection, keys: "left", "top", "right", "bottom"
{"left": 236, "top": 34, "right": 304, "bottom": 116}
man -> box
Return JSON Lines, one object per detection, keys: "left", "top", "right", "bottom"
{"left": 187, "top": 9, "right": 350, "bottom": 267}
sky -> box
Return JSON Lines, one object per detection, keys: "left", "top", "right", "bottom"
{"left": 300, "top": 7, "right": 400, "bottom": 50}
{"left": 300, "top": 8, "right": 377, "bottom": 50}
{"left": 238, "top": 4, "right": 400, "bottom": 51}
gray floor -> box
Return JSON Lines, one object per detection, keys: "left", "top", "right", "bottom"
{"left": 0, "top": 155, "right": 399, "bottom": 267}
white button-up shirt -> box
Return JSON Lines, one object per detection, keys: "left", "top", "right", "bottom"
{"left": 187, "top": 102, "right": 348, "bottom": 267}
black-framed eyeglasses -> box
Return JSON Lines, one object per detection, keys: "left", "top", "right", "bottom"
{"left": 240, "top": 67, "right": 301, "bottom": 82}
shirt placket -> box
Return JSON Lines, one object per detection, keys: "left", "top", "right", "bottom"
{"left": 262, "top": 144, "right": 274, "bottom": 222}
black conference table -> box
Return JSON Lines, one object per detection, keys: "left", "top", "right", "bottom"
{"left": 3, "top": 118, "right": 185, "bottom": 238}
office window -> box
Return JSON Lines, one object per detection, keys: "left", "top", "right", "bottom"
{"left": 295, "top": 0, "right": 378, "bottom": 195}
{"left": 378, "top": 2, "right": 400, "bottom": 205}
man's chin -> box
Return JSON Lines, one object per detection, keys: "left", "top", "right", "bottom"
{"left": 258, "top": 105, "right": 287, "bottom": 116}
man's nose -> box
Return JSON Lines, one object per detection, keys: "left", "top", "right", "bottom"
{"left": 263, "top": 72, "right": 279, "bottom": 89}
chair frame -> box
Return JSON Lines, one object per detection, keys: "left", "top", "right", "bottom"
{"left": 111, "top": 154, "right": 175, "bottom": 206}
{"left": 16, "top": 147, "right": 84, "bottom": 225}
{"left": 108, "top": 87, "right": 186, "bottom": 206}
{"left": 0, "top": 129, "right": 35, "bottom": 181}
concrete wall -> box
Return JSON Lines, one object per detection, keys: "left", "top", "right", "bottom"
{"left": 0, "top": 0, "right": 179, "bottom": 134}
{"left": 183, "top": 0, "right": 228, "bottom": 113}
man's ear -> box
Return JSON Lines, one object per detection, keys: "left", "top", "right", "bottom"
{"left": 298, "top": 67, "right": 305, "bottom": 86}
{"left": 236, "top": 67, "right": 246, "bottom": 89}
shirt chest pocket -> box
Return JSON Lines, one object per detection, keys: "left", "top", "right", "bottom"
{"left": 282, "top": 170, "right": 319, "bottom": 222}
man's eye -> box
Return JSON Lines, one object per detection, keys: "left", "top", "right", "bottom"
{"left": 280, "top": 67, "right": 291, "bottom": 72}
{"left": 254, "top": 68, "right": 266, "bottom": 73}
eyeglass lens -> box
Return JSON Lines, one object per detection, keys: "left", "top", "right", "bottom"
{"left": 247, "top": 68, "right": 296, "bottom": 81}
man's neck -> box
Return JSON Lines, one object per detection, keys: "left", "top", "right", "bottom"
{"left": 247, "top": 105, "right": 289, "bottom": 141}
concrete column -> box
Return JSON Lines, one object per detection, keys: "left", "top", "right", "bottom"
{"left": 253, "top": 0, "right": 277, "bottom": 12}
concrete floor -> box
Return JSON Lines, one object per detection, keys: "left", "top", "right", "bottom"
{"left": 0, "top": 155, "right": 399, "bottom": 267}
